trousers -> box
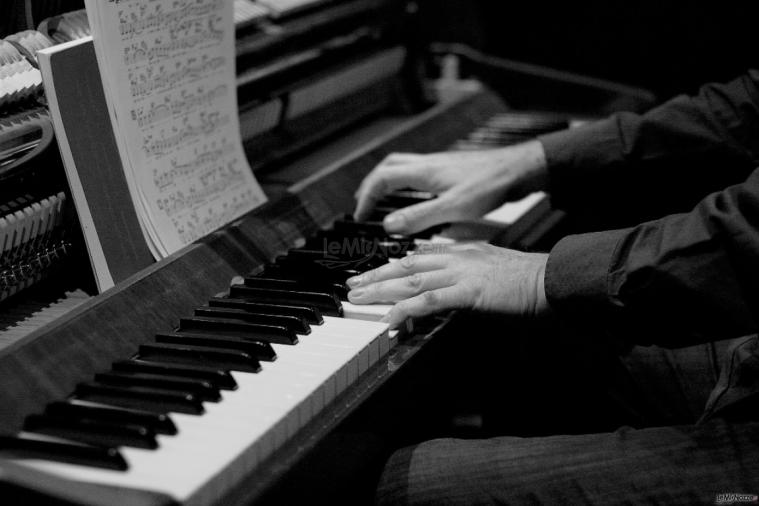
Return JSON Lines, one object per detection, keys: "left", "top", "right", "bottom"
{"left": 376, "top": 335, "right": 759, "bottom": 505}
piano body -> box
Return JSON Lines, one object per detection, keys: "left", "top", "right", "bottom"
{"left": 0, "top": 1, "right": 656, "bottom": 504}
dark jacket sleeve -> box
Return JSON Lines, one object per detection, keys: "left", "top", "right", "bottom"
{"left": 538, "top": 71, "right": 759, "bottom": 222}
{"left": 541, "top": 72, "right": 759, "bottom": 348}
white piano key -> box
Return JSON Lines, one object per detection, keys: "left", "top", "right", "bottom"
{"left": 342, "top": 301, "right": 393, "bottom": 322}
{"left": 13, "top": 318, "right": 389, "bottom": 505}
{"left": 483, "top": 191, "right": 546, "bottom": 225}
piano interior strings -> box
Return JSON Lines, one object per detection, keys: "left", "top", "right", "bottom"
{"left": 0, "top": 0, "right": 654, "bottom": 504}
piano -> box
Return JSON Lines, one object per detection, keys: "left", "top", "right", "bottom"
{"left": 0, "top": 1, "right": 655, "bottom": 504}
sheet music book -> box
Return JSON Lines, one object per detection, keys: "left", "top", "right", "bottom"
{"left": 39, "top": 38, "right": 155, "bottom": 292}
{"left": 82, "top": 0, "right": 267, "bottom": 258}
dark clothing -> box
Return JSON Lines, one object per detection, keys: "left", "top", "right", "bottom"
{"left": 539, "top": 71, "right": 759, "bottom": 418}
{"left": 376, "top": 339, "right": 759, "bottom": 505}
{"left": 377, "top": 420, "right": 759, "bottom": 505}
{"left": 377, "top": 73, "right": 759, "bottom": 504}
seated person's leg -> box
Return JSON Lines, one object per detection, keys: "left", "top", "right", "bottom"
{"left": 376, "top": 419, "right": 759, "bottom": 505}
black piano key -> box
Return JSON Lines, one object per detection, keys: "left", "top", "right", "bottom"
{"left": 228, "top": 285, "right": 343, "bottom": 317}
{"left": 0, "top": 436, "right": 127, "bottom": 471}
{"left": 45, "top": 402, "right": 177, "bottom": 435}
{"left": 367, "top": 205, "right": 398, "bottom": 216}
{"left": 193, "top": 305, "right": 311, "bottom": 334}
{"left": 178, "top": 316, "right": 298, "bottom": 345}
{"left": 310, "top": 233, "right": 416, "bottom": 258}
{"left": 335, "top": 217, "right": 444, "bottom": 240}
{"left": 23, "top": 414, "right": 158, "bottom": 450}
{"left": 375, "top": 193, "right": 436, "bottom": 209}
{"left": 156, "top": 332, "right": 277, "bottom": 361}
{"left": 288, "top": 247, "right": 387, "bottom": 269}
{"left": 112, "top": 359, "right": 237, "bottom": 390}
{"left": 208, "top": 297, "right": 324, "bottom": 325}
{"left": 94, "top": 372, "right": 221, "bottom": 402}
{"left": 332, "top": 218, "right": 387, "bottom": 238}
{"left": 267, "top": 259, "right": 360, "bottom": 285}
{"left": 242, "top": 276, "right": 347, "bottom": 302}
{"left": 138, "top": 342, "right": 263, "bottom": 372}
{"left": 75, "top": 382, "right": 205, "bottom": 415}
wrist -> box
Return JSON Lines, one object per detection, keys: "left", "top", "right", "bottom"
{"left": 499, "top": 140, "right": 549, "bottom": 196}
{"left": 532, "top": 253, "right": 552, "bottom": 317}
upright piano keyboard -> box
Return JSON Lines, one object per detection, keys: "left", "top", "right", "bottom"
{"left": 0, "top": 81, "right": 576, "bottom": 504}
{"left": 0, "top": 0, "right": 653, "bottom": 503}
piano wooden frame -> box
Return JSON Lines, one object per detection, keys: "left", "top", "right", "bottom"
{"left": 0, "top": 87, "right": 505, "bottom": 505}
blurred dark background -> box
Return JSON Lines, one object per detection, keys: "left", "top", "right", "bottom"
{"left": 417, "top": 0, "right": 757, "bottom": 100}
{"left": 2, "top": 0, "right": 756, "bottom": 101}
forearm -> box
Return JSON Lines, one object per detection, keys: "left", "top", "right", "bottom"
{"left": 544, "top": 167, "right": 759, "bottom": 348}
{"left": 538, "top": 71, "right": 759, "bottom": 217}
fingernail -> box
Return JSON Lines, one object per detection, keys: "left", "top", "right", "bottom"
{"left": 346, "top": 276, "right": 362, "bottom": 287}
{"left": 349, "top": 288, "right": 365, "bottom": 299}
{"left": 384, "top": 213, "right": 406, "bottom": 232}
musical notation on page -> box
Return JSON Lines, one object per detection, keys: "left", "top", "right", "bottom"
{"left": 84, "top": 0, "right": 266, "bottom": 257}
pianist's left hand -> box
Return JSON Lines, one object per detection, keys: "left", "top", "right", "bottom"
{"left": 346, "top": 243, "right": 550, "bottom": 328}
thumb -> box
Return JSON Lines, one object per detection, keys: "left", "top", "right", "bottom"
{"left": 383, "top": 197, "right": 459, "bottom": 235}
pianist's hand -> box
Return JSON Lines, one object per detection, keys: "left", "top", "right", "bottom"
{"left": 346, "top": 243, "right": 550, "bottom": 328}
{"left": 353, "top": 140, "right": 547, "bottom": 235}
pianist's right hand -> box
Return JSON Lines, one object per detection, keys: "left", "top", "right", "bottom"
{"left": 354, "top": 139, "right": 548, "bottom": 235}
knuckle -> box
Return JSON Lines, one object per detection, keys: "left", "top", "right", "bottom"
{"left": 400, "top": 254, "right": 417, "bottom": 270}
{"left": 362, "top": 268, "right": 377, "bottom": 284}
{"left": 393, "top": 300, "right": 410, "bottom": 320}
{"left": 422, "top": 290, "right": 440, "bottom": 307}
{"left": 405, "top": 273, "right": 423, "bottom": 290}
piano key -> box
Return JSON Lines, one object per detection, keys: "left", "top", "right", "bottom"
{"left": 193, "top": 305, "right": 311, "bottom": 334}
{"left": 375, "top": 193, "right": 436, "bottom": 209}
{"left": 242, "top": 276, "right": 346, "bottom": 301}
{"left": 234, "top": 0, "right": 271, "bottom": 25}
{"left": 286, "top": 248, "right": 386, "bottom": 270}
{"left": 341, "top": 300, "right": 394, "bottom": 322}
{"left": 23, "top": 414, "right": 159, "bottom": 450}
{"left": 331, "top": 219, "right": 387, "bottom": 238}
{"left": 112, "top": 360, "right": 238, "bottom": 390}
{"left": 0, "top": 436, "right": 127, "bottom": 471}
{"left": 178, "top": 317, "right": 298, "bottom": 346}
{"left": 228, "top": 285, "right": 343, "bottom": 317}
{"left": 137, "top": 343, "right": 263, "bottom": 373}
{"left": 45, "top": 402, "right": 177, "bottom": 436}
{"left": 13, "top": 318, "right": 389, "bottom": 501}
{"left": 156, "top": 332, "right": 277, "bottom": 362}
{"left": 267, "top": 258, "right": 361, "bottom": 285}
{"left": 93, "top": 372, "right": 222, "bottom": 402}
{"left": 207, "top": 296, "right": 324, "bottom": 325}
{"left": 75, "top": 382, "right": 205, "bottom": 415}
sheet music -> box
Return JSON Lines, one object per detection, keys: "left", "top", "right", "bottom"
{"left": 83, "top": 0, "right": 266, "bottom": 257}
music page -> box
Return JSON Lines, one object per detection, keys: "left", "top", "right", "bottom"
{"left": 83, "top": 0, "right": 266, "bottom": 257}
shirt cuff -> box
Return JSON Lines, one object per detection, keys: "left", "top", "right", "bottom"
{"left": 538, "top": 117, "right": 626, "bottom": 208}
{"left": 545, "top": 228, "right": 629, "bottom": 320}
